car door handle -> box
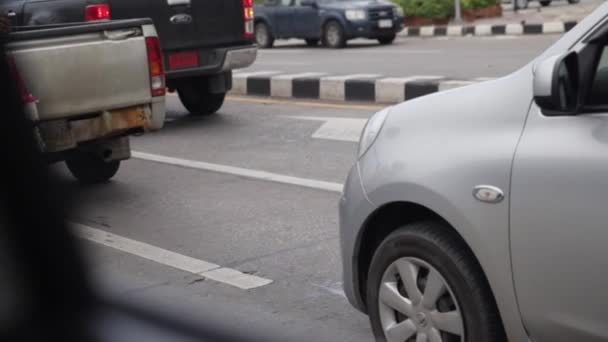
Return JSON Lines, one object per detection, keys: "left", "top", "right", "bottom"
{"left": 6, "top": 11, "right": 16, "bottom": 17}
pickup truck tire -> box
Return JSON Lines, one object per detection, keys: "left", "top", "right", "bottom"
{"left": 567, "top": 0, "right": 579, "bottom": 3}
{"left": 378, "top": 34, "right": 396, "bottom": 45}
{"left": 255, "top": 22, "right": 274, "bottom": 49}
{"left": 322, "top": 21, "right": 346, "bottom": 49}
{"left": 305, "top": 39, "right": 320, "bottom": 47}
{"left": 539, "top": 0, "right": 552, "bottom": 6}
{"left": 178, "top": 86, "right": 226, "bottom": 116}
{"left": 66, "top": 153, "right": 120, "bottom": 184}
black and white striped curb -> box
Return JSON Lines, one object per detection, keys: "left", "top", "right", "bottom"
{"left": 399, "top": 20, "right": 577, "bottom": 38}
{"left": 231, "top": 71, "right": 493, "bottom": 103}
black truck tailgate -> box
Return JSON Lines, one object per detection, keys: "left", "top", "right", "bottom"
{"left": 109, "top": 0, "right": 247, "bottom": 50}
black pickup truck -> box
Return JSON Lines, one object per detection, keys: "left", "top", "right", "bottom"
{"left": 0, "top": 0, "right": 258, "bottom": 115}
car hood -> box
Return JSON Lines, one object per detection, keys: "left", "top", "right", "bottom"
{"left": 320, "top": 0, "right": 396, "bottom": 10}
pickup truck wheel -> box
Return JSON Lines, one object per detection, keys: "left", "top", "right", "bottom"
{"left": 539, "top": 0, "right": 551, "bottom": 6}
{"left": 255, "top": 22, "right": 274, "bottom": 48}
{"left": 66, "top": 154, "right": 120, "bottom": 184}
{"left": 567, "top": 0, "right": 579, "bottom": 3}
{"left": 305, "top": 39, "right": 319, "bottom": 47}
{"left": 378, "top": 34, "right": 396, "bottom": 45}
{"left": 178, "top": 87, "right": 226, "bottom": 115}
{"left": 322, "top": 21, "right": 346, "bottom": 48}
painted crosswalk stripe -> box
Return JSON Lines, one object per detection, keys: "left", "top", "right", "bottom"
{"left": 74, "top": 223, "right": 273, "bottom": 290}
{"left": 132, "top": 151, "right": 343, "bottom": 193}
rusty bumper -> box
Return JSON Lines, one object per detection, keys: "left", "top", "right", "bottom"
{"left": 37, "top": 105, "right": 150, "bottom": 153}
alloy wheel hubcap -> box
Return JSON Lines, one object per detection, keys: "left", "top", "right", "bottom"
{"left": 378, "top": 257, "right": 464, "bottom": 342}
{"left": 327, "top": 26, "right": 339, "bottom": 46}
{"left": 256, "top": 26, "right": 267, "bottom": 45}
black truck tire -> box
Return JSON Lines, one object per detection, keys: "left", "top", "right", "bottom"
{"left": 567, "top": 0, "right": 579, "bottom": 3}
{"left": 255, "top": 22, "right": 274, "bottom": 48}
{"left": 177, "top": 84, "right": 226, "bottom": 116}
{"left": 66, "top": 153, "right": 120, "bottom": 184}
{"left": 305, "top": 39, "right": 319, "bottom": 46}
{"left": 378, "top": 34, "right": 396, "bottom": 45}
{"left": 539, "top": 0, "right": 552, "bottom": 6}
{"left": 322, "top": 21, "right": 346, "bottom": 48}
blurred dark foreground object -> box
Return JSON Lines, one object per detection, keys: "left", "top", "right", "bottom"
{"left": 0, "top": 24, "right": 290, "bottom": 342}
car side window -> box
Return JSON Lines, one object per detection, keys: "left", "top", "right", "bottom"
{"left": 281, "top": 0, "right": 293, "bottom": 6}
{"left": 588, "top": 46, "right": 608, "bottom": 106}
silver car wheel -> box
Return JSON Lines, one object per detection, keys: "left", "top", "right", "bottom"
{"left": 327, "top": 25, "right": 340, "bottom": 46}
{"left": 256, "top": 24, "right": 268, "bottom": 47}
{"left": 378, "top": 257, "right": 464, "bottom": 342}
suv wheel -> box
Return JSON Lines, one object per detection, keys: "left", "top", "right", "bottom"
{"left": 378, "top": 34, "right": 396, "bottom": 45}
{"left": 539, "top": 0, "right": 552, "bottom": 6}
{"left": 66, "top": 153, "right": 120, "bottom": 184}
{"left": 322, "top": 21, "right": 346, "bottom": 48}
{"left": 366, "top": 222, "right": 506, "bottom": 342}
{"left": 255, "top": 22, "right": 274, "bottom": 48}
{"left": 567, "top": 0, "right": 580, "bottom": 3}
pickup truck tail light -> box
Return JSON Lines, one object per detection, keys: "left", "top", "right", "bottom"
{"left": 243, "top": 0, "right": 254, "bottom": 39}
{"left": 85, "top": 4, "right": 111, "bottom": 21}
{"left": 145, "top": 37, "right": 166, "bottom": 97}
{"left": 7, "top": 57, "right": 37, "bottom": 105}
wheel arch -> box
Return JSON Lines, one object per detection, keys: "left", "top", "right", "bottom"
{"left": 354, "top": 201, "right": 493, "bottom": 314}
{"left": 254, "top": 17, "right": 274, "bottom": 33}
{"left": 321, "top": 14, "right": 347, "bottom": 31}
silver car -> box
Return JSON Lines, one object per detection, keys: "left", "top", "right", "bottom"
{"left": 340, "top": 3, "right": 608, "bottom": 342}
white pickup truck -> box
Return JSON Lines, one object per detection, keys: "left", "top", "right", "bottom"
{"left": 6, "top": 19, "right": 165, "bottom": 183}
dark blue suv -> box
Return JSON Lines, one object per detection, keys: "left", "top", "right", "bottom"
{"left": 254, "top": 0, "right": 405, "bottom": 48}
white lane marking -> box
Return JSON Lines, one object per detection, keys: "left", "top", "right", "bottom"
{"left": 293, "top": 116, "right": 368, "bottom": 143}
{"left": 74, "top": 224, "right": 273, "bottom": 290}
{"left": 132, "top": 151, "right": 343, "bottom": 193}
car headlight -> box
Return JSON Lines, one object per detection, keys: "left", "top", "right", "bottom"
{"left": 358, "top": 107, "right": 390, "bottom": 158}
{"left": 395, "top": 6, "right": 404, "bottom": 17}
{"left": 345, "top": 9, "right": 367, "bottom": 21}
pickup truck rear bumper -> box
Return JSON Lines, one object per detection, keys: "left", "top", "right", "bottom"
{"left": 165, "top": 45, "right": 257, "bottom": 80}
{"left": 36, "top": 102, "right": 164, "bottom": 154}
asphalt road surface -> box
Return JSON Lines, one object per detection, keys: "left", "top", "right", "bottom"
{"left": 248, "top": 35, "right": 560, "bottom": 79}
{"left": 56, "top": 33, "right": 564, "bottom": 341}
{"left": 60, "top": 95, "right": 381, "bottom": 342}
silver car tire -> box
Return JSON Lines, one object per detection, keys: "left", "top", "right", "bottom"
{"left": 366, "top": 222, "right": 506, "bottom": 342}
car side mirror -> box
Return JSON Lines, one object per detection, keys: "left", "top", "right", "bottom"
{"left": 533, "top": 52, "right": 580, "bottom": 116}
{"left": 300, "top": 0, "right": 318, "bottom": 8}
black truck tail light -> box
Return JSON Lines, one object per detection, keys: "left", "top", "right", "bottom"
{"left": 243, "top": 0, "right": 254, "bottom": 39}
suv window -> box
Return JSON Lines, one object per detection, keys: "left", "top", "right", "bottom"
{"left": 588, "top": 46, "right": 608, "bottom": 106}
{"left": 281, "top": 0, "right": 293, "bottom": 5}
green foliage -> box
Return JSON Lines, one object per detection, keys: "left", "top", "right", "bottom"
{"left": 391, "top": 0, "right": 499, "bottom": 18}
{"left": 393, "top": 0, "right": 454, "bottom": 19}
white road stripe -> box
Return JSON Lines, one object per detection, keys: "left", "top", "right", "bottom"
{"left": 74, "top": 224, "right": 273, "bottom": 290}
{"left": 132, "top": 151, "right": 343, "bottom": 193}
{"left": 294, "top": 116, "right": 367, "bottom": 143}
